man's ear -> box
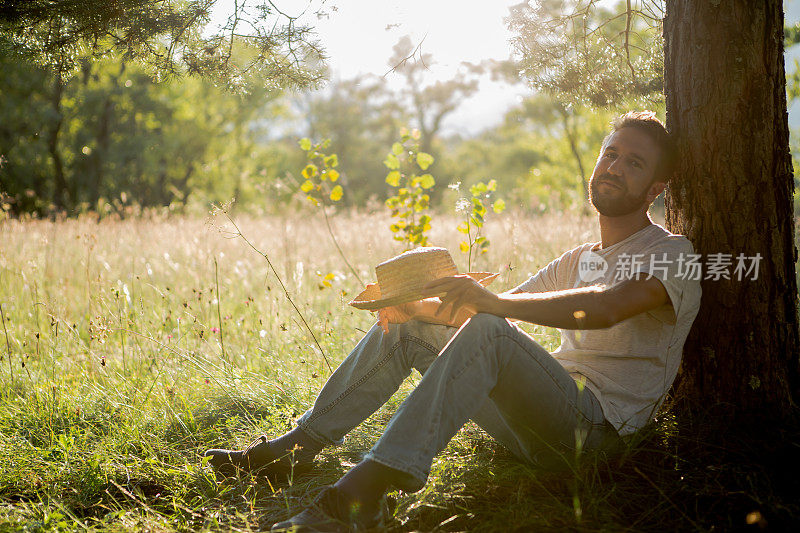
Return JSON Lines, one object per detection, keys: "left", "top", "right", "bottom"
{"left": 646, "top": 181, "right": 667, "bottom": 203}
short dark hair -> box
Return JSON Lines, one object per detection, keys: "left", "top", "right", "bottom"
{"left": 605, "top": 111, "right": 676, "bottom": 183}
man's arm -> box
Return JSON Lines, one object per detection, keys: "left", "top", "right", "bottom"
{"left": 423, "top": 273, "right": 671, "bottom": 329}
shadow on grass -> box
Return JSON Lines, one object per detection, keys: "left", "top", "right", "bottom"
{"left": 3, "top": 390, "right": 797, "bottom": 532}
{"left": 388, "top": 403, "right": 800, "bottom": 532}
{"left": 184, "top": 396, "right": 800, "bottom": 531}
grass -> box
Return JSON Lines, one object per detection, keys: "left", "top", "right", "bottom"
{"left": 0, "top": 207, "right": 798, "bottom": 531}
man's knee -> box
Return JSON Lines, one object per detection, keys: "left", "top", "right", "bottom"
{"left": 464, "top": 312, "right": 510, "bottom": 332}
{"left": 435, "top": 313, "right": 511, "bottom": 368}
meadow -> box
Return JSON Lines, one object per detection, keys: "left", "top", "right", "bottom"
{"left": 0, "top": 208, "right": 797, "bottom": 532}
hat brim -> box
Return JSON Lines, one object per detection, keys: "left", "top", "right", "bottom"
{"left": 348, "top": 272, "right": 500, "bottom": 311}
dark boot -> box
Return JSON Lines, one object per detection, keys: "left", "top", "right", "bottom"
{"left": 204, "top": 435, "right": 314, "bottom": 480}
{"left": 270, "top": 485, "right": 384, "bottom": 532}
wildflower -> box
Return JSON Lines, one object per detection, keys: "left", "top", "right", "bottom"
{"left": 455, "top": 198, "right": 470, "bottom": 213}
{"left": 211, "top": 327, "right": 220, "bottom": 334}
{"left": 448, "top": 181, "right": 462, "bottom": 191}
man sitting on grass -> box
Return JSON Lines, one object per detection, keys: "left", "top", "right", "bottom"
{"left": 205, "top": 111, "right": 702, "bottom": 532}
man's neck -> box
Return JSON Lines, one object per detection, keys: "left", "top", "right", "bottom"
{"left": 597, "top": 210, "right": 653, "bottom": 249}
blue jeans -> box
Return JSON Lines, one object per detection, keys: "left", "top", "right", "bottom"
{"left": 296, "top": 313, "right": 620, "bottom": 491}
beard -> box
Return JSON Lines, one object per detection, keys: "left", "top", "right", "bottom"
{"left": 589, "top": 173, "right": 649, "bottom": 217}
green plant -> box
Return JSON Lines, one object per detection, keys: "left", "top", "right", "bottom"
{"left": 384, "top": 129, "right": 436, "bottom": 248}
{"left": 298, "top": 138, "right": 343, "bottom": 205}
{"left": 455, "top": 179, "right": 506, "bottom": 271}
{"left": 297, "top": 138, "right": 363, "bottom": 285}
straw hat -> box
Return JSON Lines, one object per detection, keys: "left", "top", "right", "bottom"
{"left": 349, "top": 246, "right": 499, "bottom": 311}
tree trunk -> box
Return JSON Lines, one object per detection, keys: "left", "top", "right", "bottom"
{"left": 558, "top": 107, "right": 588, "bottom": 199}
{"left": 664, "top": 0, "right": 799, "bottom": 413}
{"left": 48, "top": 69, "right": 68, "bottom": 212}
{"left": 90, "top": 62, "right": 124, "bottom": 207}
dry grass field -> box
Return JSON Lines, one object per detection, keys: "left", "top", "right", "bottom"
{"left": 1, "top": 207, "right": 797, "bottom": 532}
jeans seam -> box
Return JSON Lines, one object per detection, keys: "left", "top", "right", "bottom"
{"left": 303, "top": 339, "right": 404, "bottom": 426}
{"left": 404, "top": 334, "right": 442, "bottom": 357}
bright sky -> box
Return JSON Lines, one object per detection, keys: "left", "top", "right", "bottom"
{"left": 209, "top": 1, "right": 800, "bottom": 132}
{"left": 307, "top": 0, "right": 518, "bottom": 78}
{"left": 209, "top": 0, "right": 529, "bottom": 134}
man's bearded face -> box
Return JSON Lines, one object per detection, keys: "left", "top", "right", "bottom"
{"left": 588, "top": 127, "right": 662, "bottom": 217}
{"left": 589, "top": 172, "right": 651, "bottom": 217}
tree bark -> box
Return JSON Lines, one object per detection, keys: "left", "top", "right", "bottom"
{"left": 664, "top": 0, "right": 799, "bottom": 412}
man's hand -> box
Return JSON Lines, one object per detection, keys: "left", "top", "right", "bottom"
{"left": 376, "top": 302, "right": 418, "bottom": 334}
{"left": 422, "top": 275, "right": 500, "bottom": 324}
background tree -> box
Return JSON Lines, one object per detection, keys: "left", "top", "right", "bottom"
{"left": 0, "top": 46, "right": 53, "bottom": 214}
{"left": 438, "top": 96, "right": 613, "bottom": 211}
{"left": 0, "top": 0, "right": 324, "bottom": 216}
{"left": 387, "top": 36, "right": 480, "bottom": 202}
{"left": 388, "top": 36, "right": 480, "bottom": 156}
{"left": 295, "top": 75, "right": 406, "bottom": 204}
{"left": 0, "top": 49, "right": 285, "bottom": 216}
{"left": 782, "top": 21, "right": 800, "bottom": 218}
{"left": 502, "top": 95, "right": 616, "bottom": 199}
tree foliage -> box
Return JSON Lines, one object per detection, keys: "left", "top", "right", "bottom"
{"left": 0, "top": 0, "right": 324, "bottom": 91}
{"left": 385, "top": 36, "right": 481, "bottom": 203}
{"left": 0, "top": 8, "right": 621, "bottom": 219}
{"left": 0, "top": 48, "right": 283, "bottom": 216}
{"left": 507, "top": 0, "right": 664, "bottom": 107}
{"left": 784, "top": 22, "right": 800, "bottom": 103}
{"left": 436, "top": 95, "right": 616, "bottom": 212}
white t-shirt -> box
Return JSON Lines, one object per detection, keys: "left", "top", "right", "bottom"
{"left": 514, "top": 223, "right": 702, "bottom": 435}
